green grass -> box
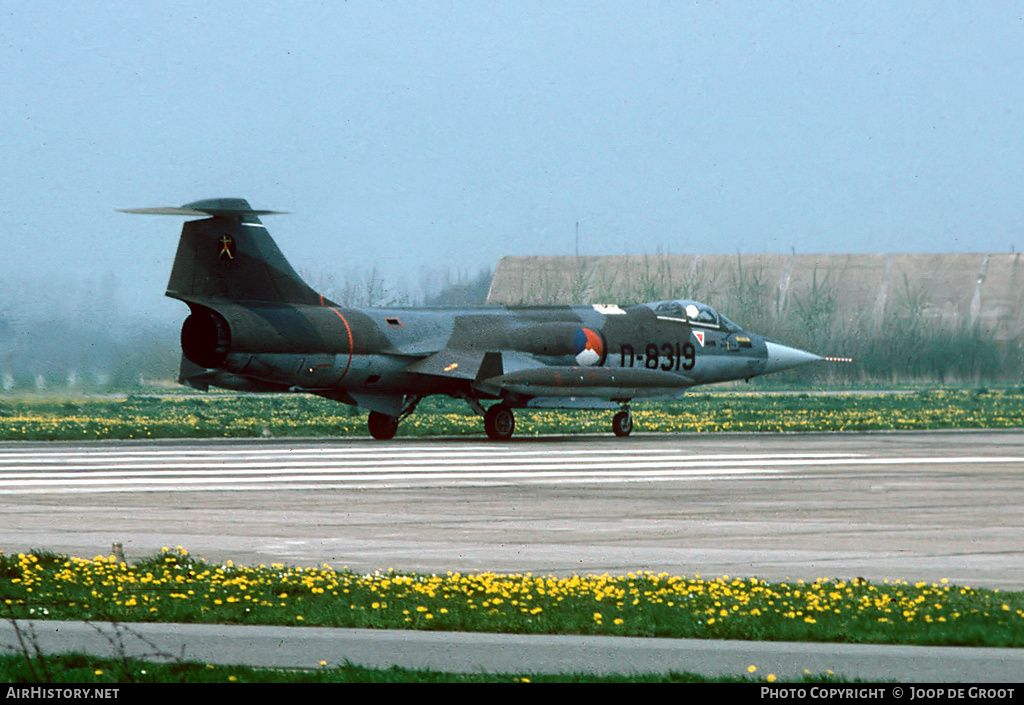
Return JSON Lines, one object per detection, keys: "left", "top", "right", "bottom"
{"left": 3, "top": 549, "right": 1023, "bottom": 649}
{"left": 0, "top": 549, "right": 914, "bottom": 685}
{"left": 0, "top": 387, "right": 1023, "bottom": 440}
{"left": 0, "top": 653, "right": 858, "bottom": 683}
{"left": 0, "top": 548, "right": 1001, "bottom": 683}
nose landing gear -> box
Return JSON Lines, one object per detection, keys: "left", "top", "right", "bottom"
{"left": 612, "top": 407, "right": 633, "bottom": 437}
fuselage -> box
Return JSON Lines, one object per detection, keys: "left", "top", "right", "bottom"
{"left": 179, "top": 297, "right": 779, "bottom": 405}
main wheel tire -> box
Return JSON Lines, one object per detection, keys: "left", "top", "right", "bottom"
{"left": 484, "top": 404, "right": 515, "bottom": 441}
{"left": 612, "top": 410, "right": 633, "bottom": 437}
{"left": 368, "top": 411, "right": 399, "bottom": 440}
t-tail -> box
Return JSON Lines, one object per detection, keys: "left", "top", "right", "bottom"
{"left": 123, "top": 198, "right": 323, "bottom": 306}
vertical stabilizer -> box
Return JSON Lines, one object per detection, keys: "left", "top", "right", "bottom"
{"left": 125, "top": 198, "right": 323, "bottom": 305}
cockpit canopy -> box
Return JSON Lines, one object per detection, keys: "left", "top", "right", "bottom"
{"left": 646, "top": 300, "right": 743, "bottom": 332}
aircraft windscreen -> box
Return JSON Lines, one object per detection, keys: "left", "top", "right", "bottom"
{"left": 717, "top": 312, "right": 743, "bottom": 333}
{"left": 652, "top": 300, "right": 741, "bottom": 331}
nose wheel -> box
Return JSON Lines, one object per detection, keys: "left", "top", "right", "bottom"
{"left": 612, "top": 409, "right": 633, "bottom": 437}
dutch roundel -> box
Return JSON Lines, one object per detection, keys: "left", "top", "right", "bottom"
{"left": 573, "top": 328, "right": 607, "bottom": 366}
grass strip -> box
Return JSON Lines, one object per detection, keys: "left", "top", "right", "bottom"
{"left": 0, "top": 652, "right": 859, "bottom": 683}
{"left": 3, "top": 549, "right": 1023, "bottom": 649}
{"left": 0, "top": 388, "right": 1023, "bottom": 440}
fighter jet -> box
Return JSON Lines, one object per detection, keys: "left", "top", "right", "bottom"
{"left": 125, "top": 198, "right": 823, "bottom": 440}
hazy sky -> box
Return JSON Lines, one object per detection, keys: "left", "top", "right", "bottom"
{"left": 3, "top": 1, "right": 1024, "bottom": 320}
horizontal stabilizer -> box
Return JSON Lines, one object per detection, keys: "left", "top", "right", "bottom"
{"left": 120, "top": 198, "right": 287, "bottom": 218}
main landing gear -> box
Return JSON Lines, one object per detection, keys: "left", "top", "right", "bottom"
{"left": 367, "top": 397, "right": 635, "bottom": 441}
{"left": 367, "top": 410, "right": 399, "bottom": 440}
{"left": 366, "top": 395, "right": 423, "bottom": 440}
{"left": 484, "top": 403, "right": 515, "bottom": 441}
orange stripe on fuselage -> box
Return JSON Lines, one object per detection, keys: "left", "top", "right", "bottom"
{"left": 328, "top": 308, "right": 354, "bottom": 379}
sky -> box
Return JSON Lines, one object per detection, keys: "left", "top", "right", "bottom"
{"left": 3, "top": 1, "right": 1024, "bottom": 322}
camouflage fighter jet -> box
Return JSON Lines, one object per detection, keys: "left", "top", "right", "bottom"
{"left": 125, "top": 198, "right": 823, "bottom": 440}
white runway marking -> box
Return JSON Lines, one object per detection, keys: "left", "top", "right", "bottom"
{"left": 0, "top": 443, "right": 1021, "bottom": 493}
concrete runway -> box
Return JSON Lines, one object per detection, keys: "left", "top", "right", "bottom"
{"left": 1, "top": 430, "right": 1022, "bottom": 589}
{"left": 2, "top": 430, "right": 1023, "bottom": 680}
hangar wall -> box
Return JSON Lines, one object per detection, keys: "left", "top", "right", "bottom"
{"left": 487, "top": 253, "right": 1024, "bottom": 343}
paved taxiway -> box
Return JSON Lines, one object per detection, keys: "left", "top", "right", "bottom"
{"left": 4, "top": 619, "right": 1023, "bottom": 682}
{"left": 1, "top": 430, "right": 1022, "bottom": 680}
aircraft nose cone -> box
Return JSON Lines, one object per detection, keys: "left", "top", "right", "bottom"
{"left": 763, "top": 340, "right": 823, "bottom": 373}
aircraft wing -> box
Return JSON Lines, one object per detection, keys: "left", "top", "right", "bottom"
{"left": 404, "top": 349, "right": 500, "bottom": 381}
